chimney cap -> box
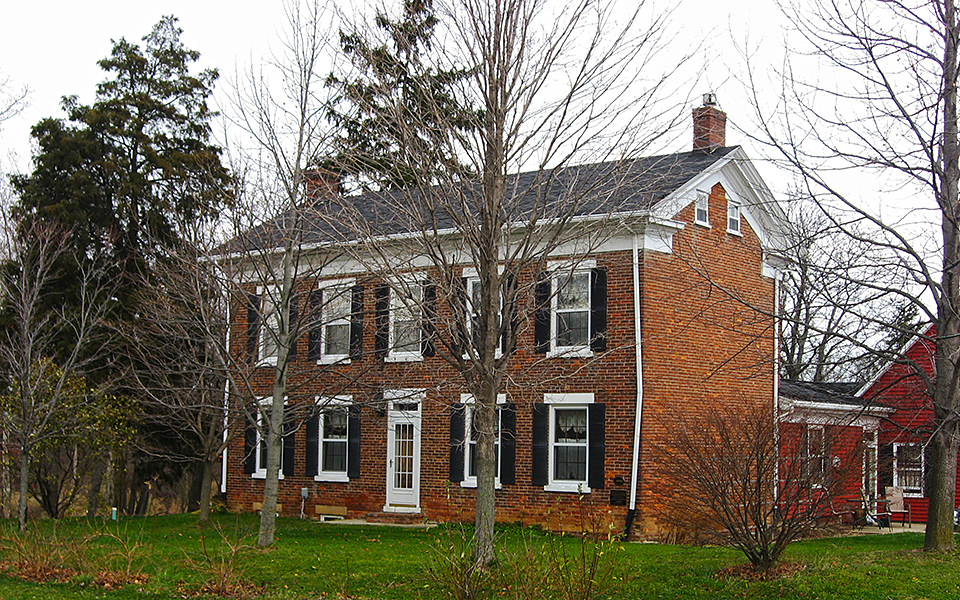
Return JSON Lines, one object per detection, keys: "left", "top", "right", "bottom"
{"left": 702, "top": 92, "right": 718, "bottom": 107}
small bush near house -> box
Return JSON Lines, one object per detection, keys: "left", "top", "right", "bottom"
{"left": 659, "top": 408, "right": 860, "bottom": 573}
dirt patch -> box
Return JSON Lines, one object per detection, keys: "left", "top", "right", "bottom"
{"left": 93, "top": 571, "right": 150, "bottom": 589}
{"left": 3, "top": 561, "right": 78, "bottom": 583}
{"left": 716, "top": 561, "right": 807, "bottom": 581}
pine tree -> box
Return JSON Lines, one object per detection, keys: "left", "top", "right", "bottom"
{"left": 326, "top": 0, "right": 478, "bottom": 190}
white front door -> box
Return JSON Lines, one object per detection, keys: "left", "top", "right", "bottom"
{"left": 385, "top": 394, "right": 421, "bottom": 512}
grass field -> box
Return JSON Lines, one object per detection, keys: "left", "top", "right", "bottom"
{"left": 0, "top": 514, "right": 956, "bottom": 599}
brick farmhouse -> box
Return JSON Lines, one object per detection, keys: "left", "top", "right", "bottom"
{"left": 221, "top": 98, "right": 791, "bottom": 538}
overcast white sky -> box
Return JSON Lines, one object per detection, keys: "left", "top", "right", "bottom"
{"left": 0, "top": 0, "right": 786, "bottom": 175}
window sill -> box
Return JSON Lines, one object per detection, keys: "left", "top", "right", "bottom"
{"left": 255, "top": 357, "right": 278, "bottom": 368}
{"left": 315, "top": 473, "right": 349, "bottom": 483}
{"left": 694, "top": 220, "right": 711, "bottom": 228}
{"left": 317, "top": 356, "right": 351, "bottom": 366}
{"left": 460, "top": 480, "right": 501, "bottom": 490}
{"left": 385, "top": 353, "right": 424, "bottom": 363}
{"left": 726, "top": 228, "right": 743, "bottom": 237}
{"left": 251, "top": 473, "right": 284, "bottom": 480}
{"left": 543, "top": 482, "right": 591, "bottom": 494}
{"left": 547, "top": 347, "right": 594, "bottom": 359}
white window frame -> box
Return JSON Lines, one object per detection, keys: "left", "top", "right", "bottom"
{"left": 386, "top": 278, "right": 424, "bottom": 362}
{"left": 547, "top": 260, "right": 596, "bottom": 359}
{"left": 463, "top": 267, "right": 504, "bottom": 359}
{"left": 694, "top": 190, "right": 710, "bottom": 226}
{"left": 257, "top": 286, "right": 280, "bottom": 367}
{"left": 252, "top": 397, "right": 285, "bottom": 480}
{"left": 316, "top": 279, "right": 354, "bottom": 365}
{"left": 543, "top": 393, "right": 594, "bottom": 493}
{"left": 314, "top": 396, "right": 352, "bottom": 483}
{"left": 894, "top": 442, "right": 924, "bottom": 497}
{"left": 863, "top": 431, "right": 878, "bottom": 501}
{"left": 804, "top": 425, "right": 826, "bottom": 488}
{"left": 460, "top": 393, "right": 506, "bottom": 489}
{"left": 727, "top": 198, "right": 742, "bottom": 235}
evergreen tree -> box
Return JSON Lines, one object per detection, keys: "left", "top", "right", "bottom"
{"left": 8, "top": 16, "right": 232, "bottom": 515}
{"left": 326, "top": 0, "right": 478, "bottom": 190}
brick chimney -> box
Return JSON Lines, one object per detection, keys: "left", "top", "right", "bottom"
{"left": 692, "top": 93, "right": 726, "bottom": 152}
{"left": 304, "top": 168, "right": 340, "bottom": 205}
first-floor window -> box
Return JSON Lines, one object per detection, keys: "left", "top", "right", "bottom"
{"left": 532, "top": 393, "right": 605, "bottom": 493}
{"left": 244, "top": 398, "right": 294, "bottom": 478}
{"left": 449, "top": 396, "right": 515, "bottom": 486}
{"left": 894, "top": 443, "right": 924, "bottom": 496}
{"left": 466, "top": 403, "right": 502, "bottom": 485}
{"left": 321, "top": 408, "right": 348, "bottom": 474}
{"left": 802, "top": 425, "right": 826, "bottom": 487}
{"left": 307, "top": 397, "right": 359, "bottom": 482}
{"left": 553, "top": 408, "right": 587, "bottom": 482}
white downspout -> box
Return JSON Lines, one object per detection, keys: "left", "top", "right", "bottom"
{"left": 629, "top": 231, "right": 645, "bottom": 517}
{"left": 772, "top": 273, "right": 781, "bottom": 501}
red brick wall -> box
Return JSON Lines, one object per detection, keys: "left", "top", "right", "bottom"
{"left": 225, "top": 181, "right": 777, "bottom": 537}
{"left": 634, "top": 183, "right": 776, "bottom": 536}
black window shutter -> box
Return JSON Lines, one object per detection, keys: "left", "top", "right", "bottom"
{"left": 243, "top": 417, "right": 257, "bottom": 474}
{"left": 422, "top": 281, "right": 437, "bottom": 357}
{"left": 372, "top": 391, "right": 386, "bottom": 416}
{"left": 588, "top": 403, "right": 606, "bottom": 489}
{"left": 375, "top": 285, "right": 390, "bottom": 357}
{"left": 287, "top": 295, "right": 299, "bottom": 359}
{"left": 305, "top": 414, "right": 319, "bottom": 477}
{"left": 534, "top": 275, "right": 551, "bottom": 353}
{"left": 590, "top": 267, "right": 607, "bottom": 352}
{"left": 449, "top": 403, "right": 465, "bottom": 483}
{"left": 347, "top": 405, "right": 361, "bottom": 478}
{"left": 308, "top": 290, "right": 322, "bottom": 361}
{"left": 532, "top": 403, "right": 550, "bottom": 485}
{"left": 246, "top": 294, "right": 261, "bottom": 363}
{"left": 350, "top": 286, "right": 364, "bottom": 359}
{"left": 501, "top": 272, "right": 518, "bottom": 355}
{"left": 454, "top": 278, "right": 468, "bottom": 355}
{"left": 500, "top": 403, "right": 516, "bottom": 485}
{"left": 282, "top": 419, "right": 296, "bottom": 476}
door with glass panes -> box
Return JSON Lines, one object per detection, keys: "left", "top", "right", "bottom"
{"left": 385, "top": 396, "right": 421, "bottom": 512}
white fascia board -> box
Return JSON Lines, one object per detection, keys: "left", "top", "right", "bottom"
{"left": 855, "top": 324, "right": 936, "bottom": 398}
{"left": 650, "top": 147, "right": 789, "bottom": 255}
{"left": 780, "top": 397, "right": 893, "bottom": 430}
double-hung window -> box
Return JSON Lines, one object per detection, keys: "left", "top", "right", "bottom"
{"left": 727, "top": 199, "right": 742, "bottom": 235}
{"left": 802, "top": 426, "right": 826, "bottom": 487}
{"left": 894, "top": 442, "right": 924, "bottom": 497}
{"left": 462, "top": 268, "right": 505, "bottom": 357}
{"left": 258, "top": 288, "right": 280, "bottom": 364}
{"left": 449, "top": 395, "right": 516, "bottom": 486}
{"left": 247, "top": 286, "right": 299, "bottom": 365}
{"left": 306, "top": 396, "right": 360, "bottom": 482}
{"left": 532, "top": 393, "right": 605, "bottom": 493}
{"left": 694, "top": 190, "right": 710, "bottom": 226}
{"left": 243, "top": 398, "right": 294, "bottom": 479}
{"left": 376, "top": 278, "right": 435, "bottom": 361}
{"left": 535, "top": 262, "right": 607, "bottom": 358}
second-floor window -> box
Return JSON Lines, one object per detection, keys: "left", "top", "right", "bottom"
{"left": 376, "top": 279, "right": 436, "bottom": 361}
{"left": 534, "top": 265, "right": 607, "bottom": 357}
{"left": 308, "top": 283, "right": 363, "bottom": 364}
{"left": 246, "top": 288, "right": 298, "bottom": 365}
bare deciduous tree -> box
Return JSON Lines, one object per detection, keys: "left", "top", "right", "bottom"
{"left": 748, "top": 0, "right": 960, "bottom": 550}
{"left": 0, "top": 217, "right": 114, "bottom": 531}
{"left": 660, "top": 408, "right": 860, "bottom": 573}
{"left": 330, "top": 0, "right": 690, "bottom": 565}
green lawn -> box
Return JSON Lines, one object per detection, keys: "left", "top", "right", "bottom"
{"left": 0, "top": 514, "right": 956, "bottom": 599}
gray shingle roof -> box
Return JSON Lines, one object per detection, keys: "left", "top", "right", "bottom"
{"left": 221, "top": 146, "right": 738, "bottom": 254}
{"left": 780, "top": 380, "right": 867, "bottom": 407}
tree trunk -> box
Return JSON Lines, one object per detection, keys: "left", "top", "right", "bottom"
{"left": 926, "top": 0, "right": 960, "bottom": 553}
{"left": 198, "top": 458, "right": 215, "bottom": 523}
{"left": 17, "top": 447, "right": 29, "bottom": 532}
{"left": 87, "top": 457, "right": 104, "bottom": 517}
{"left": 473, "top": 386, "right": 498, "bottom": 566}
